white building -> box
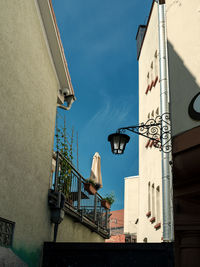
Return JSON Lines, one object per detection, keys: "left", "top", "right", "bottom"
{"left": 124, "top": 1, "right": 162, "bottom": 243}
{"left": 124, "top": 176, "right": 139, "bottom": 242}
{"left": 125, "top": 0, "right": 200, "bottom": 254}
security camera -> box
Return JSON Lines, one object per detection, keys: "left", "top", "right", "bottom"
{"left": 61, "top": 87, "right": 70, "bottom": 96}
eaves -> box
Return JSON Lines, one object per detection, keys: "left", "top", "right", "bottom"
{"left": 136, "top": 0, "right": 155, "bottom": 60}
{"left": 37, "top": 0, "right": 75, "bottom": 102}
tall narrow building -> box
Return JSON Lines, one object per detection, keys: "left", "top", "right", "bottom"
{"left": 125, "top": 2, "right": 200, "bottom": 265}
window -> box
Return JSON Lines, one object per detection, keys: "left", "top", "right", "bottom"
{"left": 0, "top": 217, "right": 15, "bottom": 247}
{"left": 143, "top": 237, "right": 148, "bottom": 243}
{"left": 154, "top": 186, "right": 161, "bottom": 230}
{"left": 154, "top": 50, "right": 159, "bottom": 86}
{"left": 148, "top": 182, "right": 151, "bottom": 212}
{"left": 156, "top": 107, "right": 159, "bottom": 115}
{"left": 150, "top": 61, "right": 154, "bottom": 86}
{"left": 146, "top": 182, "right": 151, "bottom": 216}
{"left": 152, "top": 184, "right": 155, "bottom": 218}
{"left": 156, "top": 186, "right": 161, "bottom": 223}
{"left": 147, "top": 72, "right": 150, "bottom": 85}
{"left": 145, "top": 72, "right": 150, "bottom": 94}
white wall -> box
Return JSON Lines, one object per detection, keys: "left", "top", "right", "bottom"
{"left": 124, "top": 176, "right": 139, "bottom": 235}
{"left": 137, "top": 2, "right": 163, "bottom": 242}
{"left": 166, "top": 0, "right": 200, "bottom": 136}
{"left": 125, "top": 0, "right": 200, "bottom": 244}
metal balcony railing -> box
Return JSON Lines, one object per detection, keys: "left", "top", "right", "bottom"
{"left": 50, "top": 151, "right": 110, "bottom": 237}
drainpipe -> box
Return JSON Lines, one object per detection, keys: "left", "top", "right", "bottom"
{"left": 157, "top": 0, "right": 174, "bottom": 242}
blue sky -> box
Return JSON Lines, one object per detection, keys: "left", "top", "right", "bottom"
{"left": 52, "top": 0, "right": 152, "bottom": 210}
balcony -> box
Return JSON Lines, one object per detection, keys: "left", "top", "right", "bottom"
{"left": 48, "top": 151, "right": 110, "bottom": 239}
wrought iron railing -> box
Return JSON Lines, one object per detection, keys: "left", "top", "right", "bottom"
{"left": 50, "top": 151, "right": 110, "bottom": 235}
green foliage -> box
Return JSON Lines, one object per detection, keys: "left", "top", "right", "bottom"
{"left": 55, "top": 114, "right": 74, "bottom": 199}
{"left": 102, "top": 192, "right": 115, "bottom": 205}
{"left": 85, "top": 178, "right": 96, "bottom": 187}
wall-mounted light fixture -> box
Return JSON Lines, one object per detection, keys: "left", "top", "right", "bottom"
{"left": 108, "top": 113, "right": 171, "bottom": 154}
{"left": 108, "top": 133, "right": 130, "bottom": 154}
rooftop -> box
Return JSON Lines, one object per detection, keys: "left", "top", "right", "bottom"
{"left": 110, "top": 209, "right": 124, "bottom": 229}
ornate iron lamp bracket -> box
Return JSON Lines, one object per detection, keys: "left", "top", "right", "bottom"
{"left": 117, "top": 113, "right": 171, "bottom": 153}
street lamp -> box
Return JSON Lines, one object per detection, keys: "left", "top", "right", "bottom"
{"left": 108, "top": 114, "right": 171, "bottom": 154}
{"left": 108, "top": 133, "right": 130, "bottom": 154}
{"left": 108, "top": 114, "right": 173, "bottom": 242}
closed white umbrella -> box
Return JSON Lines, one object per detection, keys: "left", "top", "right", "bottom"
{"left": 89, "top": 152, "right": 103, "bottom": 190}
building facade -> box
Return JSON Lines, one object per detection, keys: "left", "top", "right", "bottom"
{"left": 0, "top": 1, "right": 108, "bottom": 266}
{"left": 124, "top": 176, "right": 139, "bottom": 242}
{"left": 166, "top": 0, "right": 200, "bottom": 266}
{"left": 125, "top": 0, "right": 200, "bottom": 265}
{"left": 137, "top": 2, "right": 163, "bottom": 242}
{"left": 106, "top": 209, "right": 125, "bottom": 243}
{"left": 125, "top": 0, "right": 200, "bottom": 249}
{"left": 124, "top": 2, "right": 163, "bottom": 243}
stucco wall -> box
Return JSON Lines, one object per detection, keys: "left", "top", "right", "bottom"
{"left": 57, "top": 216, "right": 105, "bottom": 242}
{"left": 136, "top": 0, "right": 200, "bottom": 243}
{"left": 0, "top": 1, "right": 104, "bottom": 266}
{"left": 0, "top": 0, "right": 58, "bottom": 262}
{"left": 138, "top": 2, "right": 163, "bottom": 243}
{"left": 0, "top": 0, "right": 58, "bottom": 264}
{"left": 124, "top": 176, "right": 139, "bottom": 236}
{"left": 166, "top": 0, "right": 200, "bottom": 136}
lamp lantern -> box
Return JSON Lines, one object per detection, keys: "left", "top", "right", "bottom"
{"left": 108, "top": 133, "right": 130, "bottom": 155}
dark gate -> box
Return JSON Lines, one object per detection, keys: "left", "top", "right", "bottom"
{"left": 43, "top": 242, "right": 174, "bottom": 267}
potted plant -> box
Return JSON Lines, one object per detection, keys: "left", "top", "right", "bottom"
{"left": 101, "top": 192, "right": 115, "bottom": 209}
{"left": 84, "top": 179, "right": 97, "bottom": 195}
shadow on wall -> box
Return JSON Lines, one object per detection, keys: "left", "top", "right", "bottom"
{"left": 168, "top": 42, "right": 200, "bottom": 267}
{"left": 167, "top": 41, "right": 200, "bottom": 137}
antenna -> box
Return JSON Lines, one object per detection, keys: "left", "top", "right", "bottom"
{"left": 77, "top": 132, "right": 79, "bottom": 171}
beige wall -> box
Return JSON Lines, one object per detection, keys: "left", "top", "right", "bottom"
{"left": 166, "top": 0, "right": 200, "bottom": 137}
{"left": 0, "top": 1, "right": 104, "bottom": 266}
{"left": 137, "top": 2, "right": 163, "bottom": 242}
{"left": 124, "top": 176, "right": 139, "bottom": 236}
{"left": 57, "top": 216, "right": 104, "bottom": 242}
{"left": 125, "top": 0, "right": 200, "bottom": 244}
{"left": 0, "top": 0, "right": 58, "bottom": 261}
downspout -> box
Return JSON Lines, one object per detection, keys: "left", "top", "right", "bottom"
{"left": 57, "top": 95, "right": 76, "bottom": 111}
{"left": 157, "top": 0, "right": 174, "bottom": 242}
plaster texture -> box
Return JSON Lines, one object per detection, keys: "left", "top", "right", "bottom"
{"left": 0, "top": 1, "right": 104, "bottom": 266}
{"left": 129, "top": 0, "right": 200, "bottom": 243}
{"left": 124, "top": 176, "right": 139, "bottom": 236}
{"left": 0, "top": 0, "right": 57, "bottom": 254}
{"left": 0, "top": 247, "right": 28, "bottom": 267}
{"left": 166, "top": 0, "right": 200, "bottom": 137}
{"left": 57, "top": 216, "right": 105, "bottom": 242}
{"left": 137, "top": 3, "right": 163, "bottom": 242}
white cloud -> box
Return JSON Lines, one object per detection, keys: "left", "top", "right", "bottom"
{"left": 81, "top": 96, "right": 131, "bottom": 138}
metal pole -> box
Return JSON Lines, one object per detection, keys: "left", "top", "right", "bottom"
{"left": 77, "top": 178, "right": 82, "bottom": 211}
{"left": 157, "top": 0, "right": 174, "bottom": 242}
{"left": 54, "top": 152, "right": 60, "bottom": 191}
{"left": 77, "top": 132, "right": 79, "bottom": 171}
{"left": 94, "top": 194, "right": 97, "bottom": 222}
{"left": 53, "top": 223, "right": 58, "bottom": 242}
{"left": 105, "top": 209, "right": 109, "bottom": 230}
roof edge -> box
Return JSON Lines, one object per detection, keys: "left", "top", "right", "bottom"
{"left": 37, "top": 0, "right": 75, "bottom": 101}
{"left": 135, "top": 25, "right": 146, "bottom": 40}
{"left": 136, "top": 0, "right": 156, "bottom": 60}
{"left": 124, "top": 175, "right": 139, "bottom": 180}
